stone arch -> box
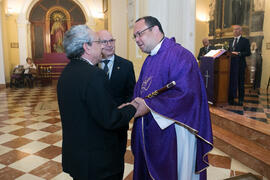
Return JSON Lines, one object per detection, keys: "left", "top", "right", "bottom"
{"left": 17, "top": 0, "right": 94, "bottom": 64}
{"left": 22, "top": 0, "right": 93, "bottom": 23}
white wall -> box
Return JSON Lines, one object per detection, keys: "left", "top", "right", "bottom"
{"left": 146, "top": 0, "right": 196, "bottom": 53}
{"left": 110, "top": 0, "right": 128, "bottom": 58}
{"left": 0, "top": 2, "right": 6, "bottom": 85}
{"left": 195, "top": 0, "right": 210, "bottom": 59}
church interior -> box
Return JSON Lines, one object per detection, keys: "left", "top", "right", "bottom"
{"left": 0, "top": 0, "right": 269, "bottom": 179}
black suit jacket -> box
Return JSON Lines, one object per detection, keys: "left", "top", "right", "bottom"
{"left": 107, "top": 55, "right": 136, "bottom": 106}
{"left": 229, "top": 36, "right": 251, "bottom": 67}
{"left": 197, "top": 45, "right": 216, "bottom": 60}
{"left": 57, "top": 59, "right": 136, "bottom": 180}
{"left": 105, "top": 55, "right": 136, "bottom": 174}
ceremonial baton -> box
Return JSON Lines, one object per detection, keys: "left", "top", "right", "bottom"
{"left": 144, "top": 81, "right": 176, "bottom": 99}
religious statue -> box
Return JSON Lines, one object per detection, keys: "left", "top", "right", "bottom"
{"left": 51, "top": 12, "right": 65, "bottom": 53}
{"left": 248, "top": 42, "right": 262, "bottom": 89}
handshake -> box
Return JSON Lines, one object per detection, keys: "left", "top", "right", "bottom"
{"left": 119, "top": 97, "right": 150, "bottom": 118}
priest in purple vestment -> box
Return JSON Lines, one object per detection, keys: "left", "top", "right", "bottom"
{"left": 131, "top": 16, "right": 213, "bottom": 180}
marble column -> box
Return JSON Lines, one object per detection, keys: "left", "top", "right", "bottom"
{"left": 0, "top": 2, "right": 6, "bottom": 86}
{"left": 111, "top": 0, "right": 128, "bottom": 58}
{"left": 146, "top": 0, "right": 196, "bottom": 53}
{"left": 17, "top": 15, "right": 29, "bottom": 65}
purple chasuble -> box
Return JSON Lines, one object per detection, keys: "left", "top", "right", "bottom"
{"left": 131, "top": 38, "right": 213, "bottom": 180}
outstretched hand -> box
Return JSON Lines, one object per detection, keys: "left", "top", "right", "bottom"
{"left": 118, "top": 101, "right": 139, "bottom": 109}
{"left": 133, "top": 97, "right": 150, "bottom": 118}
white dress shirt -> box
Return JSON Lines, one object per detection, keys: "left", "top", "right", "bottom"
{"left": 99, "top": 55, "right": 115, "bottom": 79}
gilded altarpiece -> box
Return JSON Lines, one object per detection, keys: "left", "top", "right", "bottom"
{"left": 29, "top": 0, "right": 86, "bottom": 79}
{"left": 29, "top": 0, "right": 86, "bottom": 59}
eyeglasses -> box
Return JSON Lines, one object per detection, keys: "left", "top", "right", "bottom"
{"left": 92, "top": 40, "right": 102, "bottom": 44}
{"left": 100, "top": 39, "right": 116, "bottom": 45}
{"left": 133, "top": 26, "right": 154, "bottom": 40}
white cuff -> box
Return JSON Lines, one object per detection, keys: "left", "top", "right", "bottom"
{"left": 151, "top": 110, "right": 174, "bottom": 130}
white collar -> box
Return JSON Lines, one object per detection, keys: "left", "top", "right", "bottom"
{"left": 150, "top": 39, "right": 164, "bottom": 56}
{"left": 102, "top": 54, "right": 115, "bottom": 62}
{"left": 99, "top": 55, "right": 115, "bottom": 69}
{"left": 235, "top": 35, "right": 241, "bottom": 40}
{"left": 81, "top": 57, "right": 93, "bottom": 65}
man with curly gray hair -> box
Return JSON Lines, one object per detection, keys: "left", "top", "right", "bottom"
{"left": 57, "top": 25, "right": 138, "bottom": 180}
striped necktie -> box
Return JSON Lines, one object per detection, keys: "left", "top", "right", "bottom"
{"left": 103, "top": 60, "right": 110, "bottom": 76}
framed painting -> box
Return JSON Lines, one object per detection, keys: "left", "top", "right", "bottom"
{"left": 45, "top": 6, "right": 71, "bottom": 53}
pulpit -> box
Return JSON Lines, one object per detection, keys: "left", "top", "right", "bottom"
{"left": 199, "top": 51, "right": 231, "bottom": 105}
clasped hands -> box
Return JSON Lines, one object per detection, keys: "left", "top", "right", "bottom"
{"left": 118, "top": 97, "right": 150, "bottom": 118}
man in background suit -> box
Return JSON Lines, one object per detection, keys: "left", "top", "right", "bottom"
{"left": 197, "top": 38, "right": 216, "bottom": 60}
{"left": 98, "top": 30, "right": 136, "bottom": 179}
{"left": 98, "top": 30, "right": 136, "bottom": 105}
{"left": 228, "top": 25, "right": 251, "bottom": 106}
{"left": 57, "top": 25, "right": 138, "bottom": 180}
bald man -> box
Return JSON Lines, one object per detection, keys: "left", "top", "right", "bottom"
{"left": 197, "top": 38, "right": 216, "bottom": 60}
{"left": 228, "top": 25, "right": 250, "bottom": 106}
{"left": 98, "top": 30, "right": 136, "bottom": 178}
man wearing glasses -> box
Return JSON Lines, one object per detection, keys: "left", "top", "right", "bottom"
{"left": 228, "top": 25, "right": 251, "bottom": 106}
{"left": 57, "top": 25, "right": 138, "bottom": 180}
{"left": 131, "top": 16, "right": 213, "bottom": 180}
{"left": 98, "top": 30, "right": 136, "bottom": 179}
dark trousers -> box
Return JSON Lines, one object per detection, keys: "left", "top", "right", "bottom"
{"left": 103, "top": 173, "right": 123, "bottom": 180}
{"left": 228, "top": 57, "right": 246, "bottom": 102}
{"left": 119, "top": 129, "right": 128, "bottom": 180}
{"left": 73, "top": 172, "right": 123, "bottom": 180}
{"left": 24, "top": 74, "right": 34, "bottom": 88}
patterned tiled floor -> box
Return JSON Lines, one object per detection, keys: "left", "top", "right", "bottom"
{"left": 218, "top": 89, "right": 270, "bottom": 124}
{"left": 0, "top": 85, "right": 267, "bottom": 180}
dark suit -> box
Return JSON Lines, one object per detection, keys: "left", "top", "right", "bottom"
{"left": 228, "top": 36, "right": 251, "bottom": 104}
{"left": 197, "top": 45, "right": 216, "bottom": 60}
{"left": 100, "top": 54, "right": 136, "bottom": 178}
{"left": 57, "top": 58, "right": 136, "bottom": 180}
{"left": 108, "top": 55, "right": 136, "bottom": 105}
